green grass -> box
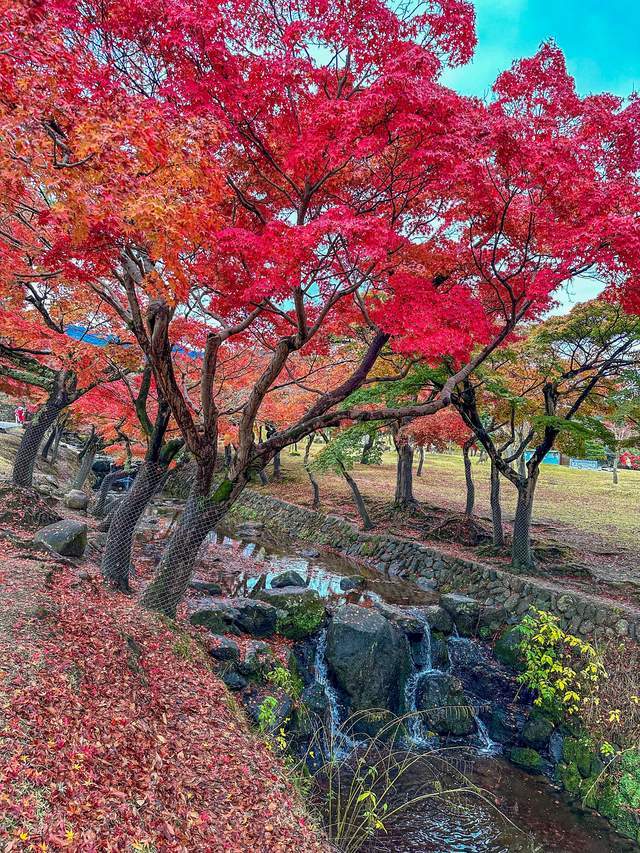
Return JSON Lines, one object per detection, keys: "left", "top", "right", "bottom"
{"left": 275, "top": 446, "right": 640, "bottom": 552}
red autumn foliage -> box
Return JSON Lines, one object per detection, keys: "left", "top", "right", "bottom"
{"left": 408, "top": 408, "right": 470, "bottom": 449}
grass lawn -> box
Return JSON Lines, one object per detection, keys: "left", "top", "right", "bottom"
{"left": 270, "top": 445, "right": 640, "bottom": 562}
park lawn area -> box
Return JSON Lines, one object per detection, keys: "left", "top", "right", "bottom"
{"left": 272, "top": 447, "right": 640, "bottom": 553}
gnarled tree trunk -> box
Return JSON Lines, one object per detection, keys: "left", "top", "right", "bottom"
{"left": 303, "top": 434, "right": 320, "bottom": 509}
{"left": 463, "top": 438, "right": 475, "bottom": 516}
{"left": 101, "top": 460, "right": 167, "bottom": 591}
{"left": 140, "top": 465, "right": 239, "bottom": 617}
{"left": 71, "top": 432, "right": 99, "bottom": 491}
{"left": 93, "top": 469, "right": 128, "bottom": 518}
{"left": 13, "top": 370, "right": 76, "bottom": 487}
{"left": 14, "top": 399, "right": 63, "bottom": 487}
{"left": 40, "top": 424, "right": 57, "bottom": 462}
{"left": 490, "top": 460, "right": 504, "bottom": 548}
{"left": 339, "top": 461, "right": 373, "bottom": 530}
{"left": 511, "top": 472, "right": 539, "bottom": 571}
{"left": 394, "top": 441, "right": 415, "bottom": 506}
{"left": 49, "top": 416, "right": 67, "bottom": 463}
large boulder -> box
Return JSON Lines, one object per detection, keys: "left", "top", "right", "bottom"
{"left": 270, "top": 570, "right": 307, "bottom": 588}
{"left": 493, "top": 627, "right": 524, "bottom": 670}
{"left": 33, "top": 519, "right": 87, "bottom": 557}
{"left": 509, "top": 746, "right": 545, "bottom": 774}
{"left": 64, "top": 490, "right": 89, "bottom": 511}
{"left": 448, "top": 636, "right": 518, "bottom": 705}
{"left": 209, "top": 636, "right": 240, "bottom": 662}
{"left": 440, "top": 593, "right": 480, "bottom": 636}
{"left": 486, "top": 706, "right": 523, "bottom": 746}
{"left": 415, "top": 604, "right": 453, "bottom": 634}
{"left": 326, "top": 604, "right": 411, "bottom": 732}
{"left": 416, "top": 671, "right": 476, "bottom": 736}
{"left": 190, "top": 597, "right": 277, "bottom": 637}
{"left": 521, "top": 713, "right": 555, "bottom": 751}
{"left": 257, "top": 587, "right": 325, "bottom": 639}
{"left": 373, "top": 601, "right": 426, "bottom": 636}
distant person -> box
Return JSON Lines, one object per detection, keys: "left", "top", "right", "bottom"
{"left": 14, "top": 405, "right": 26, "bottom": 424}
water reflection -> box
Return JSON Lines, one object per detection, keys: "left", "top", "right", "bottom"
{"left": 205, "top": 527, "right": 438, "bottom": 607}
{"left": 371, "top": 757, "right": 635, "bottom": 853}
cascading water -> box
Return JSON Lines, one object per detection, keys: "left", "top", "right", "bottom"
{"left": 404, "top": 611, "right": 437, "bottom": 748}
{"left": 448, "top": 633, "right": 501, "bottom": 756}
{"left": 314, "top": 628, "right": 357, "bottom": 758}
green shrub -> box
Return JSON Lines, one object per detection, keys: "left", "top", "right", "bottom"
{"left": 266, "top": 664, "right": 303, "bottom": 699}
{"left": 516, "top": 608, "right": 605, "bottom": 716}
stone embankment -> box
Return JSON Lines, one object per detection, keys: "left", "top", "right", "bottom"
{"left": 231, "top": 490, "right": 640, "bottom": 643}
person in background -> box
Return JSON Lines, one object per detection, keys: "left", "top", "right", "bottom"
{"left": 14, "top": 404, "right": 25, "bottom": 424}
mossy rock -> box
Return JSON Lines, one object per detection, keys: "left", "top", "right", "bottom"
{"left": 509, "top": 747, "right": 544, "bottom": 773}
{"left": 618, "top": 751, "right": 640, "bottom": 811}
{"left": 521, "top": 713, "right": 555, "bottom": 750}
{"left": 562, "top": 737, "right": 597, "bottom": 778}
{"left": 258, "top": 587, "right": 325, "bottom": 640}
{"left": 493, "top": 627, "right": 524, "bottom": 670}
{"left": 597, "top": 776, "right": 640, "bottom": 843}
{"left": 557, "top": 761, "right": 584, "bottom": 796}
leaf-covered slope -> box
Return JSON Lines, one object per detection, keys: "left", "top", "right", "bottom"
{"left": 0, "top": 544, "right": 327, "bottom": 852}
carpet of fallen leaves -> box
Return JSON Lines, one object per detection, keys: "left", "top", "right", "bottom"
{"left": 0, "top": 542, "right": 328, "bottom": 852}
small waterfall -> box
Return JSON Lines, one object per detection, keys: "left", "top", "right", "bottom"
{"left": 314, "top": 629, "right": 356, "bottom": 758}
{"left": 475, "top": 714, "right": 500, "bottom": 756}
{"left": 447, "top": 633, "right": 502, "bottom": 756}
{"left": 404, "top": 611, "right": 436, "bottom": 748}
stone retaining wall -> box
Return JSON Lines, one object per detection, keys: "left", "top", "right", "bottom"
{"left": 231, "top": 490, "right": 640, "bottom": 642}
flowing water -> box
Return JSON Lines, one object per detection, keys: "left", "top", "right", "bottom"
{"left": 177, "top": 518, "right": 636, "bottom": 853}
{"left": 403, "top": 611, "right": 436, "bottom": 748}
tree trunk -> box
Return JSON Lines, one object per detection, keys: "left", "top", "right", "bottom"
{"left": 416, "top": 445, "right": 424, "bottom": 477}
{"left": 490, "top": 460, "right": 504, "bottom": 549}
{"left": 303, "top": 434, "right": 320, "bottom": 509}
{"left": 339, "top": 462, "right": 373, "bottom": 530}
{"left": 394, "top": 442, "right": 415, "bottom": 506}
{"left": 140, "top": 468, "right": 235, "bottom": 617}
{"left": 140, "top": 499, "right": 221, "bottom": 616}
{"left": 258, "top": 468, "right": 269, "bottom": 485}
{"left": 101, "top": 460, "right": 166, "bottom": 591}
{"left": 272, "top": 450, "right": 281, "bottom": 480}
{"left": 49, "top": 418, "right": 66, "bottom": 463}
{"left": 463, "top": 438, "right": 475, "bottom": 516}
{"left": 12, "top": 396, "right": 64, "bottom": 487}
{"left": 93, "top": 469, "right": 128, "bottom": 518}
{"left": 306, "top": 467, "right": 321, "bottom": 510}
{"left": 40, "top": 424, "right": 57, "bottom": 461}
{"left": 511, "top": 474, "right": 538, "bottom": 572}
{"left": 361, "top": 432, "right": 375, "bottom": 464}
{"left": 12, "top": 370, "right": 76, "bottom": 487}
{"left": 613, "top": 450, "right": 620, "bottom": 484}
{"left": 72, "top": 440, "right": 98, "bottom": 491}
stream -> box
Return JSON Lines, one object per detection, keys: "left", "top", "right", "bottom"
{"left": 148, "top": 510, "right": 637, "bottom": 852}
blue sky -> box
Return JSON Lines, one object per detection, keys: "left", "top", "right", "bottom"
{"left": 441, "top": 0, "right": 640, "bottom": 314}
{"left": 442, "top": 0, "right": 640, "bottom": 99}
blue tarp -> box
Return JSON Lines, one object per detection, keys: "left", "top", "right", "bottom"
{"left": 524, "top": 449, "right": 561, "bottom": 465}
